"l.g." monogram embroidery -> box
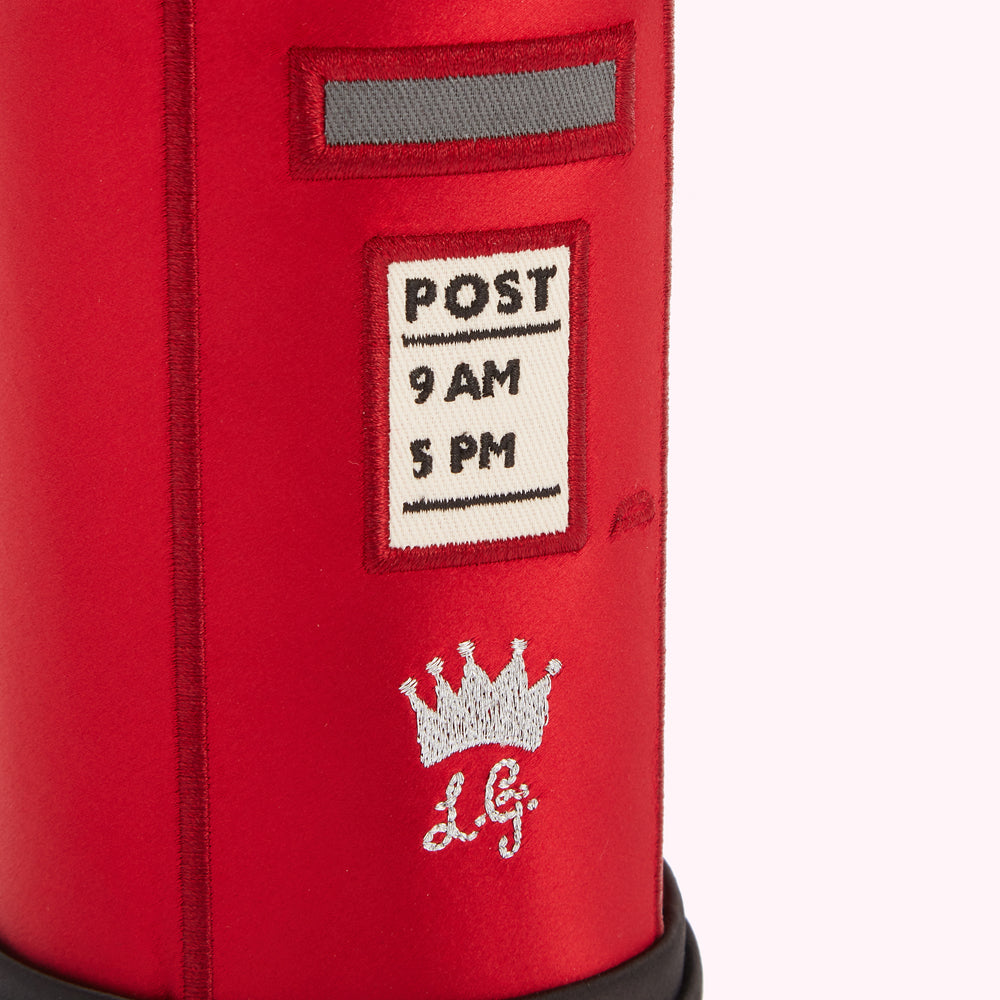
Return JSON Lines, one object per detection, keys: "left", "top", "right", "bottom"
{"left": 423, "top": 760, "right": 538, "bottom": 859}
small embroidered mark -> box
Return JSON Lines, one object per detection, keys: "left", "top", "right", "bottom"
{"left": 610, "top": 488, "right": 657, "bottom": 538}
{"left": 424, "top": 759, "right": 537, "bottom": 859}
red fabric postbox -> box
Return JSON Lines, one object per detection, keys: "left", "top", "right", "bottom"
{"left": 0, "top": 1, "right": 699, "bottom": 999}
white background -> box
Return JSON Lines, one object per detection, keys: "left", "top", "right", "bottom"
{"left": 663, "top": 1, "right": 999, "bottom": 996}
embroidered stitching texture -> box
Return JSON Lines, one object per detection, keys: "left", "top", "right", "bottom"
{"left": 400, "top": 639, "right": 562, "bottom": 768}
{"left": 389, "top": 248, "right": 569, "bottom": 549}
{"left": 484, "top": 759, "right": 535, "bottom": 858}
{"left": 421, "top": 759, "right": 540, "bottom": 859}
{"left": 656, "top": 0, "right": 676, "bottom": 924}
{"left": 610, "top": 488, "right": 657, "bottom": 538}
{"left": 364, "top": 223, "right": 588, "bottom": 574}
{"left": 164, "top": 0, "right": 212, "bottom": 996}
{"left": 289, "top": 24, "right": 635, "bottom": 179}
{"left": 323, "top": 62, "right": 617, "bottom": 145}
{"left": 422, "top": 772, "right": 479, "bottom": 851}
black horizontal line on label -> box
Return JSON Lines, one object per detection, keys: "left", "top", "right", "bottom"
{"left": 402, "top": 319, "right": 561, "bottom": 347}
{"left": 402, "top": 484, "right": 562, "bottom": 514}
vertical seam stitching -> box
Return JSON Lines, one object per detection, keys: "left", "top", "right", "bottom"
{"left": 164, "top": 0, "right": 212, "bottom": 996}
{"left": 658, "top": 0, "right": 677, "bottom": 932}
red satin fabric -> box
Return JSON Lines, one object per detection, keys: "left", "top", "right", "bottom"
{"left": 0, "top": 2, "right": 672, "bottom": 999}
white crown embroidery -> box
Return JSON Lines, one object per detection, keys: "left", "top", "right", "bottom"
{"left": 400, "top": 639, "right": 562, "bottom": 768}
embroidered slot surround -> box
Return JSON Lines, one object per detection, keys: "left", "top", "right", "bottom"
{"left": 290, "top": 24, "right": 635, "bottom": 179}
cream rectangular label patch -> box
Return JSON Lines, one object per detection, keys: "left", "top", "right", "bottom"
{"left": 365, "top": 225, "right": 588, "bottom": 572}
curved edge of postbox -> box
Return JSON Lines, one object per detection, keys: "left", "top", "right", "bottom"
{"left": 0, "top": 865, "right": 700, "bottom": 1000}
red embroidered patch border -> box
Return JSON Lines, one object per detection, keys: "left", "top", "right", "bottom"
{"left": 363, "top": 222, "right": 589, "bottom": 574}
{"left": 289, "top": 25, "right": 635, "bottom": 180}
